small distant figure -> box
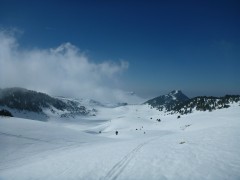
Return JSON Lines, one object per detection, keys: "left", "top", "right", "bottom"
{"left": 156, "top": 119, "right": 161, "bottom": 122}
{"left": 115, "top": 131, "right": 118, "bottom": 135}
{"left": 144, "top": 132, "right": 146, "bottom": 134}
{"left": 177, "top": 115, "right": 181, "bottom": 119}
{"left": 99, "top": 131, "right": 101, "bottom": 134}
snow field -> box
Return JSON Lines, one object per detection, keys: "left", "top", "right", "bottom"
{"left": 0, "top": 103, "right": 240, "bottom": 179}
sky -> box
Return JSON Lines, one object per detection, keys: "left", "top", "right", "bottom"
{"left": 0, "top": 0, "right": 240, "bottom": 100}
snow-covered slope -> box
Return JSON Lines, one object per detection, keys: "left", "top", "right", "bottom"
{"left": 0, "top": 88, "right": 145, "bottom": 121}
{"left": 0, "top": 87, "right": 94, "bottom": 121}
{"left": 1, "top": 102, "right": 240, "bottom": 179}
{"left": 145, "top": 90, "right": 189, "bottom": 111}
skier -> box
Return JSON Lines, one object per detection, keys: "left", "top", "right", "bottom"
{"left": 115, "top": 131, "right": 118, "bottom": 135}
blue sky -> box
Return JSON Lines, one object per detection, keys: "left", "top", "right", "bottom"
{"left": 0, "top": 0, "right": 240, "bottom": 98}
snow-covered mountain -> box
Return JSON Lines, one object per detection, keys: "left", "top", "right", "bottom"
{"left": 1, "top": 88, "right": 240, "bottom": 179}
{"left": 0, "top": 88, "right": 92, "bottom": 120}
{"left": 0, "top": 88, "right": 142, "bottom": 121}
{"left": 144, "top": 90, "right": 189, "bottom": 111}
{"left": 145, "top": 90, "right": 240, "bottom": 115}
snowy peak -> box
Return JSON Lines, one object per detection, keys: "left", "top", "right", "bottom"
{"left": 144, "top": 90, "right": 189, "bottom": 111}
{"left": 167, "top": 90, "right": 189, "bottom": 101}
{"left": 169, "top": 90, "right": 181, "bottom": 95}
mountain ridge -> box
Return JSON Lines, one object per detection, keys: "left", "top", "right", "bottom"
{"left": 144, "top": 90, "right": 189, "bottom": 111}
{"left": 0, "top": 87, "right": 91, "bottom": 120}
{"left": 145, "top": 90, "right": 240, "bottom": 115}
{"left": 1, "top": 88, "right": 240, "bottom": 119}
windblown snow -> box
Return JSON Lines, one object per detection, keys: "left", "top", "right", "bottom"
{"left": 0, "top": 103, "right": 240, "bottom": 180}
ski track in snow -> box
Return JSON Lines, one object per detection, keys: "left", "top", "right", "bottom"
{"left": 101, "top": 138, "right": 156, "bottom": 180}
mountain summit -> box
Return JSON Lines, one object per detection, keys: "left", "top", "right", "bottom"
{"left": 144, "top": 90, "right": 189, "bottom": 111}
{"left": 168, "top": 90, "right": 189, "bottom": 101}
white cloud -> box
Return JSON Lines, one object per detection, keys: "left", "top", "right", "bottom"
{"left": 0, "top": 31, "right": 141, "bottom": 103}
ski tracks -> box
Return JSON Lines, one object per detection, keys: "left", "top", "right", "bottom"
{"left": 101, "top": 138, "right": 156, "bottom": 180}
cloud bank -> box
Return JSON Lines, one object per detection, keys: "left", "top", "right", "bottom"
{"left": 0, "top": 31, "right": 143, "bottom": 103}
